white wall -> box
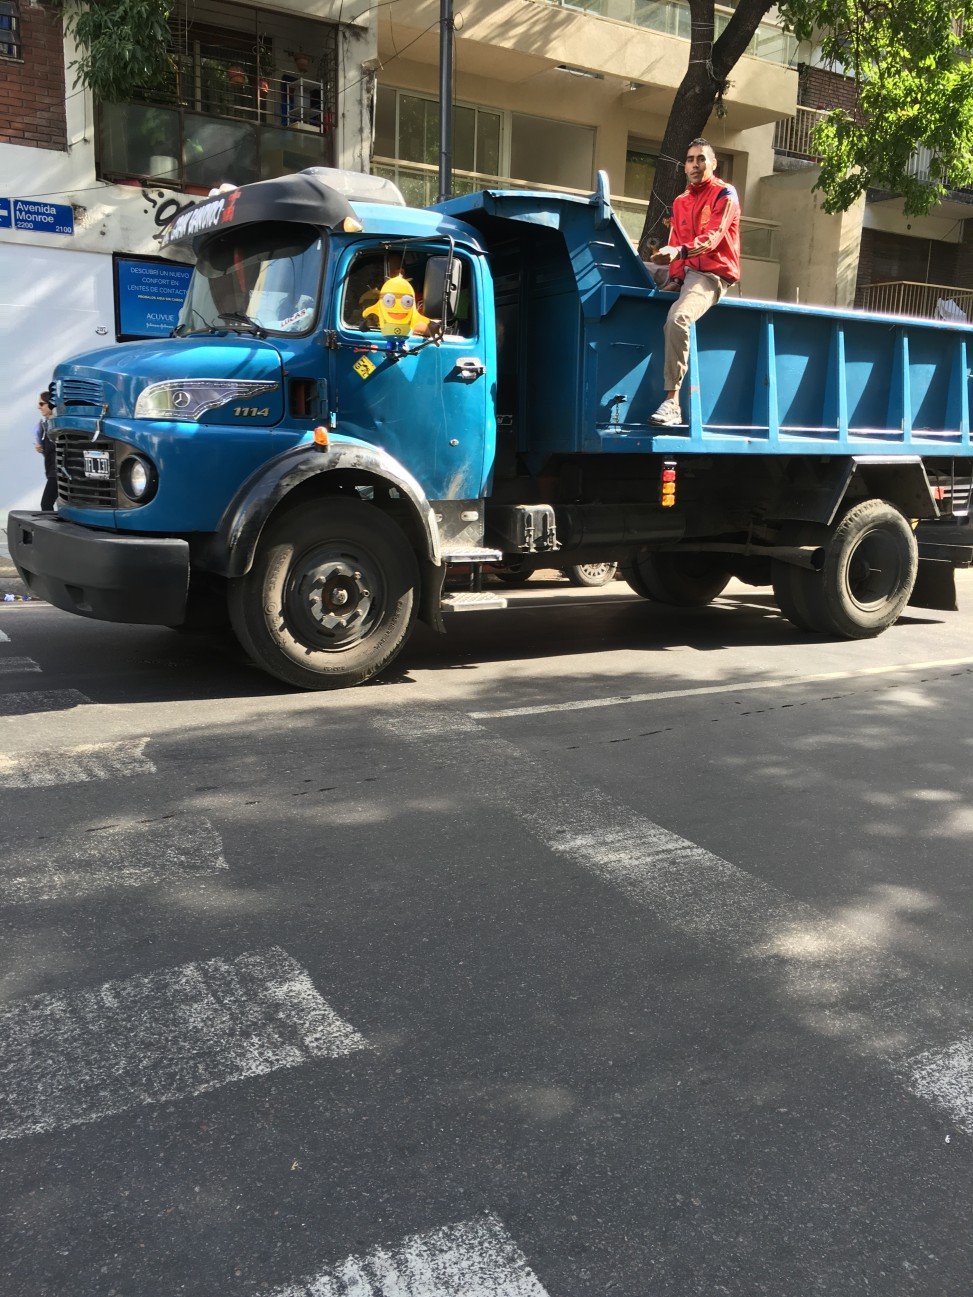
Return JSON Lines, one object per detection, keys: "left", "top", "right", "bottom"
{"left": 0, "top": 246, "right": 116, "bottom": 522}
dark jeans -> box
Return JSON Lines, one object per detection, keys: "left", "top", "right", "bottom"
{"left": 40, "top": 475, "right": 58, "bottom": 512}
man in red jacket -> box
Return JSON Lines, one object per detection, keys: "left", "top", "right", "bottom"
{"left": 647, "top": 138, "right": 741, "bottom": 426}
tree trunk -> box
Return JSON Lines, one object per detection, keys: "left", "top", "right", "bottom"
{"left": 636, "top": 0, "right": 776, "bottom": 256}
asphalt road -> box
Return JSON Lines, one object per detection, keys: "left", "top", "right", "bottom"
{"left": 1, "top": 576, "right": 971, "bottom": 1296}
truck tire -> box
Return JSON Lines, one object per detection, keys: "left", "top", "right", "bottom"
{"left": 780, "top": 499, "right": 917, "bottom": 639}
{"left": 623, "top": 552, "right": 731, "bottom": 606}
{"left": 227, "top": 498, "right": 418, "bottom": 690}
{"left": 564, "top": 562, "right": 618, "bottom": 587}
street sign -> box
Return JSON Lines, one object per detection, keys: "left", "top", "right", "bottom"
{"left": 0, "top": 198, "right": 11, "bottom": 230}
{"left": 12, "top": 199, "right": 74, "bottom": 235}
{"left": 113, "top": 253, "right": 193, "bottom": 341}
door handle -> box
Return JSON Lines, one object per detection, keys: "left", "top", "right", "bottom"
{"left": 454, "top": 357, "right": 486, "bottom": 380}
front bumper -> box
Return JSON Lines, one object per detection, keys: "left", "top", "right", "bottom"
{"left": 7, "top": 512, "right": 190, "bottom": 625}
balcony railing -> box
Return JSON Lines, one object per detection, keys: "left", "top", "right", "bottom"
{"left": 858, "top": 281, "right": 973, "bottom": 322}
{"left": 372, "top": 156, "right": 780, "bottom": 262}
{"left": 773, "top": 105, "right": 828, "bottom": 160}
{"left": 538, "top": 0, "right": 798, "bottom": 66}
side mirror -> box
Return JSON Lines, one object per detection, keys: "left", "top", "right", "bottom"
{"left": 422, "top": 255, "right": 462, "bottom": 323}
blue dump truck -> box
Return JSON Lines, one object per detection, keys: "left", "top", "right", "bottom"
{"left": 8, "top": 167, "right": 973, "bottom": 689}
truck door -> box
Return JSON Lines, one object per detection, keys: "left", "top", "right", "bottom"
{"left": 329, "top": 243, "right": 493, "bottom": 503}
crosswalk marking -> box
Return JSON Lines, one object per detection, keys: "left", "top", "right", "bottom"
{"left": 0, "top": 737, "right": 154, "bottom": 788}
{"left": 0, "top": 946, "right": 369, "bottom": 1141}
{"left": 0, "top": 816, "right": 227, "bottom": 905}
{"left": 264, "top": 1215, "right": 549, "bottom": 1297}
{"left": 908, "top": 1037, "right": 973, "bottom": 1135}
{"left": 381, "top": 709, "right": 973, "bottom": 1135}
{"left": 0, "top": 689, "right": 90, "bottom": 718}
{"left": 0, "top": 656, "right": 41, "bottom": 675}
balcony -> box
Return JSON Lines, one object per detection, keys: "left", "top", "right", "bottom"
{"left": 541, "top": 0, "right": 799, "bottom": 66}
{"left": 858, "top": 281, "right": 973, "bottom": 322}
{"left": 376, "top": 1, "right": 796, "bottom": 130}
{"left": 773, "top": 105, "right": 828, "bottom": 162}
{"left": 372, "top": 157, "right": 781, "bottom": 297}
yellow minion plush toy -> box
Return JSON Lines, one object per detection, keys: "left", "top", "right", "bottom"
{"left": 362, "top": 274, "right": 432, "bottom": 337}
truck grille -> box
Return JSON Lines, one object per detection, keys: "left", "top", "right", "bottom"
{"left": 56, "top": 433, "right": 117, "bottom": 508}
{"left": 58, "top": 378, "right": 106, "bottom": 413}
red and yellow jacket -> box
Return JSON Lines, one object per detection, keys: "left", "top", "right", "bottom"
{"left": 668, "top": 175, "right": 741, "bottom": 285}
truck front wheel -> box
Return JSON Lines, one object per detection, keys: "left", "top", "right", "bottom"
{"left": 772, "top": 500, "right": 917, "bottom": 638}
{"left": 624, "top": 552, "right": 731, "bottom": 606}
{"left": 228, "top": 498, "right": 418, "bottom": 690}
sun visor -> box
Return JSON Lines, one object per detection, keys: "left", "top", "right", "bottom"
{"left": 159, "top": 172, "right": 358, "bottom": 252}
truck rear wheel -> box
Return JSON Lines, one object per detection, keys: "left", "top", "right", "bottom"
{"left": 624, "top": 552, "right": 731, "bottom": 606}
{"left": 228, "top": 498, "right": 418, "bottom": 690}
{"left": 564, "top": 562, "right": 618, "bottom": 587}
{"left": 773, "top": 500, "right": 917, "bottom": 638}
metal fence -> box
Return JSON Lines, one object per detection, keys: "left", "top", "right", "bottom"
{"left": 773, "top": 105, "right": 827, "bottom": 160}
{"left": 858, "top": 281, "right": 973, "bottom": 322}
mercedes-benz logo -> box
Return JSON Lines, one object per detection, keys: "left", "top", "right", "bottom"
{"left": 172, "top": 390, "right": 192, "bottom": 408}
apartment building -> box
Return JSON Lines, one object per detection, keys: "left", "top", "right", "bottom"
{"left": 369, "top": 0, "right": 799, "bottom": 302}
{"left": 0, "top": 0, "right": 375, "bottom": 519}
{"left": 770, "top": 63, "right": 973, "bottom": 315}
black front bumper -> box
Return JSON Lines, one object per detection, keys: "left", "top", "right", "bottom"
{"left": 7, "top": 512, "right": 190, "bottom": 625}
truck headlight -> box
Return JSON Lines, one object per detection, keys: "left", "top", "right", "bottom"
{"left": 134, "top": 379, "right": 278, "bottom": 421}
{"left": 119, "top": 454, "right": 158, "bottom": 503}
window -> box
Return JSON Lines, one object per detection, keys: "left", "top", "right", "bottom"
{"left": 0, "top": 1, "right": 21, "bottom": 61}
{"left": 624, "top": 141, "right": 734, "bottom": 200}
{"left": 340, "top": 247, "right": 474, "bottom": 339}
{"left": 177, "top": 223, "right": 324, "bottom": 336}
{"left": 373, "top": 86, "right": 594, "bottom": 196}
{"left": 97, "top": 2, "right": 337, "bottom": 189}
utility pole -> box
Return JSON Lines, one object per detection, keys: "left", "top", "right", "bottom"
{"left": 437, "top": 0, "right": 454, "bottom": 202}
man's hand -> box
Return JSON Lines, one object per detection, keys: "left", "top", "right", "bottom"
{"left": 34, "top": 444, "right": 43, "bottom": 454}
{"left": 662, "top": 279, "right": 681, "bottom": 292}
{"left": 650, "top": 244, "right": 679, "bottom": 265}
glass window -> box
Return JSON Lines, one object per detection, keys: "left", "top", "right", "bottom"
{"left": 625, "top": 146, "right": 658, "bottom": 200}
{"left": 0, "top": 1, "right": 21, "bottom": 60}
{"left": 100, "top": 103, "right": 181, "bottom": 183}
{"left": 177, "top": 222, "right": 323, "bottom": 336}
{"left": 260, "top": 126, "right": 326, "bottom": 180}
{"left": 340, "top": 247, "right": 474, "bottom": 338}
{"left": 509, "top": 114, "right": 594, "bottom": 190}
{"left": 183, "top": 114, "right": 257, "bottom": 189}
{"left": 375, "top": 88, "right": 502, "bottom": 180}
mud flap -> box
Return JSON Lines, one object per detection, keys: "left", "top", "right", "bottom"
{"left": 909, "top": 558, "right": 957, "bottom": 612}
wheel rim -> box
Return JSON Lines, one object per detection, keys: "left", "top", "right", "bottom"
{"left": 577, "top": 563, "right": 614, "bottom": 580}
{"left": 284, "top": 542, "right": 386, "bottom": 651}
{"left": 845, "top": 527, "right": 904, "bottom": 611}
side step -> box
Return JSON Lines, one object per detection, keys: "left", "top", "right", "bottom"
{"left": 442, "top": 546, "right": 504, "bottom": 564}
{"left": 441, "top": 590, "right": 508, "bottom": 613}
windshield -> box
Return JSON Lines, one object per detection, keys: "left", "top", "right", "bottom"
{"left": 176, "top": 221, "right": 323, "bottom": 336}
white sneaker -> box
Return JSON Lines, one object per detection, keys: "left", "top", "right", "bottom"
{"left": 650, "top": 398, "right": 683, "bottom": 426}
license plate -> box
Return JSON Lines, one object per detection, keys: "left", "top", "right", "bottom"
{"left": 82, "top": 450, "right": 111, "bottom": 480}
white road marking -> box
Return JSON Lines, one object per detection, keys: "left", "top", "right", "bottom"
{"left": 908, "top": 1037, "right": 973, "bottom": 1135}
{"left": 265, "top": 1215, "right": 549, "bottom": 1297}
{"left": 0, "top": 947, "right": 369, "bottom": 1141}
{"left": 470, "top": 655, "right": 973, "bottom": 718}
{"left": 0, "top": 656, "right": 41, "bottom": 675}
{"left": 382, "top": 709, "right": 973, "bottom": 1134}
{"left": 0, "top": 816, "right": 227, "bottom": 905}
{"left": 0, "top": 689, "right": 90, "bottom": 718}
{"left": 0, "top": 737, "right": 155, "bottom": 788}
{"left": 0, "top": 629, "right": 9, "bottom": 642}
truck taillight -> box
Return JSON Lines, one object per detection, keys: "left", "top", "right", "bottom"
{"left": 660, "top": 460, "right": 676, "bottom": 508}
